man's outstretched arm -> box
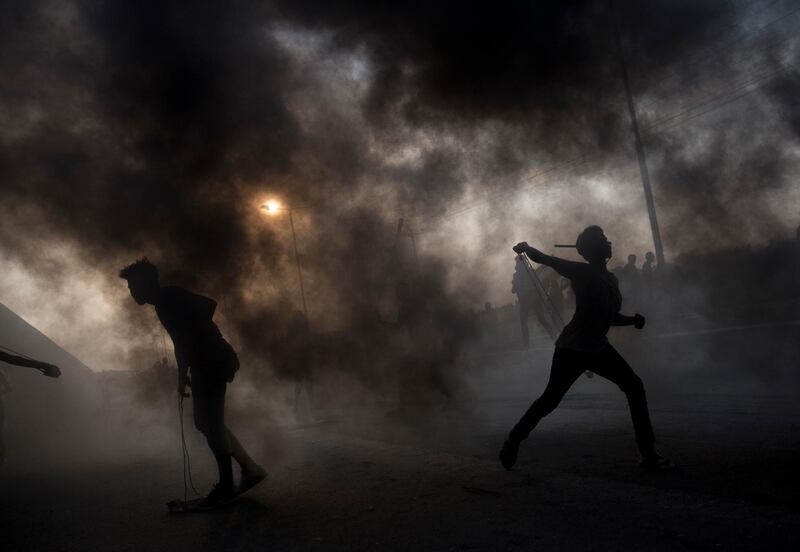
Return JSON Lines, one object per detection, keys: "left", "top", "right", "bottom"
{"left": 513, "top": 242, "right": 584, "bottom": 280}
{"left": 0, "top": 350, "right": 61, "bottom": 377}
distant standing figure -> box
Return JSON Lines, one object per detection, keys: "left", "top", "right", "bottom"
{"left": 499, "top": 226, "right": 671, "bottom": 471}
{"left": 641, "top": 251, "right": 655, "bottom": 281}
{"left": 641, "top": 251, "right": 656, "bottom": 304}
{"left": 120, "top": 258, "right": 266, "bottom": 506}
{"left": 618, "top": 254, "right": 640, "bottom": 309}
{"left": 285, "top": 310, "right": 314, "bottom": 420}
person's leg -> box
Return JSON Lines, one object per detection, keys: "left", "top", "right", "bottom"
{"left": 500, "top": 348, "right": 584, "bottom": 469}
{"left": 196, "top": 372, "right": 266, "bottom": 493}
{"left": 192, "top": 376, "right": 234, "bottom": 494}
{"left": 226, "top": 428, "right": 260, "bottom": 472}
{"left": 509, "top": 347, "right": 585, "bottom": 443}
{"left": 226, "top": 424, "right": 267, "bottom": 492}
{"left": 590, "top": 345, "right": 656, "bottom": 458}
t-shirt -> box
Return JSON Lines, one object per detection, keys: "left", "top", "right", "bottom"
{"left": 154, "top": 286, "right": 229, "bottom": 371}
{"left": 538, "top": 255, "right": 622, "bottom": 353}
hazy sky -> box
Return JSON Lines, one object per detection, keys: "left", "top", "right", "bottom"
{"left": 1, "top": 0, "right": 798, "bottom": 371}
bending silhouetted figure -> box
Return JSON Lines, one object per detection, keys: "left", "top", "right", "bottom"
{"left": 120, "top": 258, "right": 266, "bottom": 505}
{"left": 499, "top": 226, "right": 671, "bottom": 471}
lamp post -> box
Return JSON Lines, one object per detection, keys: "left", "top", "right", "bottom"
{"left": 261, "top": 200, "right": 308, "bottom": 318}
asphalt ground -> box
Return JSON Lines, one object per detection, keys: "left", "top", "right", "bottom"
{"left": 2, "top": 390, "right": 799, "bottom": 551}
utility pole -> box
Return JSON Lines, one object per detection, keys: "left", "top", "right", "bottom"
{"left": 288, "top": 209, "right": 308, "bottom": 317}
{"left": 610, "top": 0, "right": 666, "bottom": 267}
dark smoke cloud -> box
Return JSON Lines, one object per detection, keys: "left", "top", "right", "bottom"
{"left": 273, "top": 0, "right": 799, "bottom": 251}
{"left": 0, "top": 0, "right": 797, "bottom": 389}
{"left": 276, "top": 1, "right": 731, "bottom": 141}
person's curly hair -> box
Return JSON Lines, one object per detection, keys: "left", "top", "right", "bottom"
{"left": 575, "top": 225, "right": 606, "bottom": 260}
{"left": 119, "top": 257, "right": 159, "bottom": 284}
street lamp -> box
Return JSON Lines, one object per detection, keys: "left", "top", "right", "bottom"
{"left": 260, "top": 200, "right": 308, "bottom": 318}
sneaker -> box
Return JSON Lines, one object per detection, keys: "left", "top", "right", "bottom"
{"left": 200, "top": 482, "right": 237, "bottom": 508}
{"left": 639, "top": 453, "right": 674, "bottom": 471}
{"left": 499, "top": 439, "right": 520, "bottom": 471}
{"left": 239, "top": 465, "right": 268, "bottom": 494}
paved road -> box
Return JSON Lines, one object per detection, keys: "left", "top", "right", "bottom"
{"left": 2, "top": 392, "right": 799, "bottom": 551}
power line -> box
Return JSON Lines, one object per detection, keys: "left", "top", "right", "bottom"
{"left": 397, "top": 4, "right": 800, "bottom": 235}
{"left": 412, "top": 60, "right": 792, "bottom": 233}
{"left": 644, "top": 61, "right": 789, "bottom": 129}
{"left": 636, "top": 29, "right": 798, "bottom": 113}
{"left": 633, "top": 1, "right": 799, "bottom": 100}
{"left": 643, "top": 61, "right": 793, "bottom": 133}
{"left": 647, "top": 70, "right": 791, "bottom": 134}
{"left": 637, "top": 0, "right": 781, "bottom": 89}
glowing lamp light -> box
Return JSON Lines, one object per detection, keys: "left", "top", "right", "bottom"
{"left": 261, "top": 200, "right": 282, "bottom": 215}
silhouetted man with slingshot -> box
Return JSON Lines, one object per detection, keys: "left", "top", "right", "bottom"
{"left": 120, "top": 258, "right": 265, "bottom": 508}
{"left": 499, "top": 226, "right": 671, "bottom": 471}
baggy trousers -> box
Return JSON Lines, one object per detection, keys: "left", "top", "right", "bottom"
{"left": 191, "top": 372, "right": 231, "bottom": 456}
{"left": 509, "top": 344, "right": 656, "bottom": 457}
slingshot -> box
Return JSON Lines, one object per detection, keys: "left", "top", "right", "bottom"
{"left": 517, "top": 253, "right": 565, "bottom": 342}
{"left": 516, "top": 246, "right": 593, "bottom": 378}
